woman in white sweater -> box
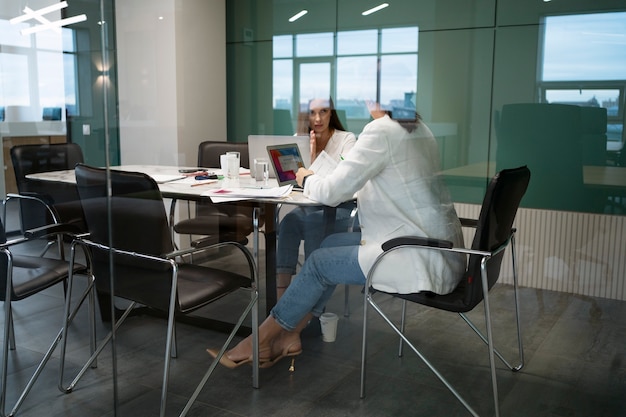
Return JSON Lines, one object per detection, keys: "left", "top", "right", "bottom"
{"left": 275, "top": 98, "right": 356, "bottom": 300}
{"left": 208, "top": 103, "right": 465, "bottom": 368}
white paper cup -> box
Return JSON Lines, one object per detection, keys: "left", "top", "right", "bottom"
{"left": 225, "top": 153, "right": 239, "bottom": 179}
{"left": 319, "top": 312, "right": 339, "bottom": 342}
{"left": 254, "top": 158, "right": 269, "bottom": 184}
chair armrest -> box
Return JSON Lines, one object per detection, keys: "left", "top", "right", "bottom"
{"left": 459, "top": 217, "right": 478, "bottom": 228}
{"left": 191, "top": 236, "right": 221, "bottom": 249}
{"left": 7, "top": 192, "right": 54, "bottom": 206}
{"left": 6, "top": 192, "right": 59, "bottom": 221}
{"left": 381, "top": 236, "right": 454, "bottom": 252}
{"left": 23, "top": 222, "right": 83, "bottom": 239}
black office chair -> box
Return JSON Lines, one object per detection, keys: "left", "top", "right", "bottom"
{"left": 1, "top": 219, "right": 92, "bottom": 417}
{"left": 7, "top": 143, "right": 86, "bottom": 257}
{"left": 360, "top": 166, "right": 530, "bottom": 417}
{"left": 171, "top": 141, "right": 260, "bottom": 254}
{"left": 58, "top": 164, "right": 259, "bottom": 417}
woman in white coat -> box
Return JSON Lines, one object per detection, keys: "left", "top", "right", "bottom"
{"left": 207, "top": 103, "right": 466, "bottom": 368}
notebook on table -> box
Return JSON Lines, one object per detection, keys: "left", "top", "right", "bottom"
{"left": 266, "top": 143, "right": 306, "bottom": 189}
{"left": 247, "top": 135, "right": 310, "bottom": 178}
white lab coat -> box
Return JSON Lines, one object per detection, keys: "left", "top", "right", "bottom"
{"left": 304, "top": 115, "right": 465, "bottom": 294}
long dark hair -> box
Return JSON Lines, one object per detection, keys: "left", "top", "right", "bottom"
{"left": 296, "top": 97, "right": 346, "bottom": 134}
{"left": 325, "top": 97, "right": 346, "bottom": 131}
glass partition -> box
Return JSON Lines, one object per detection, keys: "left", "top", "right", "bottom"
{"left": 0, "top": 0, "right": 118, "bottom": 198}
{"left": 0, "top": 0, "right": 625, "bottom": 412}
{"left": 226, "top": 0, "right": 626, "bottom": 214}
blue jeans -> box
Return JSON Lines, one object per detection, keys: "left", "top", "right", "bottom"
{"left": 271, "top": 232, "right": 365, "bottom": 331}
{"left": 276, "top": 204, "right": 357, "bottom": 275}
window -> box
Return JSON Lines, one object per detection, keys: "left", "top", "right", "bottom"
{"left": 272, "top": 26, "right": 419, "bottom": 129}
{"left": 539, "top": 12, "right": 626, "bottom": 149}
{"left": 0, "top": 20, "right": 78, "bottom": 120}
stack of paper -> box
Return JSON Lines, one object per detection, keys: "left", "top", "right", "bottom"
{"left": 203, "top": 185, "right": 293, "bottom": 202}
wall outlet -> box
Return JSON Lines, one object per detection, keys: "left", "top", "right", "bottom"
{"left": 82, "top": 124, "right": 91, "bottom": 135}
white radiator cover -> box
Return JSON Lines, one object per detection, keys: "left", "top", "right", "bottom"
{"left": 455, "top": 203, "right": 626, "bottom": 301}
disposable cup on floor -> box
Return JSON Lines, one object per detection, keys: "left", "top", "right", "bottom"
{"left": 319, "top": 312, "right": 339, "bottom": 342}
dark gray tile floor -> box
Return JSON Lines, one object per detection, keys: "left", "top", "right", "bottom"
{"left": 2, "top": 210, "right": 625, "bottom": 416}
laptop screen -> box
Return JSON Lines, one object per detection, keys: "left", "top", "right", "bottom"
{"left": 267, "top": 143, "right": 306, "bottom": 186}
{"left": 247, "top": 135, "right": 310, "bottom": 178}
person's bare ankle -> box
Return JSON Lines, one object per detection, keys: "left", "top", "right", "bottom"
{"left": 276, "top": 273, "right": 292, "bottom": 300}
{"left": 272, "top": 330, "right": 301, "bottom": 356}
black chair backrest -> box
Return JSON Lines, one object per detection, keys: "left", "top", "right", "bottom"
{"left": 404, "top": 166, "right": 530, "bottom": 313}
{"left": 196, "top": 141, "right": 252, "bottom": 220}
{"left": 463, "top": 165, "right": 530, "bottom": 307}
{"left": 75, "top": 164, "right": 175, "bottom": 309}
{"left": 10, "top": 143, "right": 85, "bottom": 230}
{"left": 198, "top": 141, "right": 249, "bottom": 169}
{"left": 11, "top": 143, "right": 84, "bottom": 187}
{"left": 75, "top": 164, "right": 173, "bottom": 255}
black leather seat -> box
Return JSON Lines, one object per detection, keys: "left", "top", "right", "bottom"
{"left": 1, "top": 219, "right": 90, "bottom": 417}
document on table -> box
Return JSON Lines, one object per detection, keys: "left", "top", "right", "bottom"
{"left": 150, "top": 174, "right": 186, "bottom": 183}
{"left": 203, "top": 184, "right": 293, "bottom": 202}
{"left": 308, "top": 150, "right": 338, "bottom": 177}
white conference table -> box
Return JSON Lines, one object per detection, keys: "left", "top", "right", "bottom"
{"left": 26, "top": 164, "right": 336, "bottom": 315}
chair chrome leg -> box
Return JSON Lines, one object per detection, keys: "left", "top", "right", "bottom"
{"left": 171, "top": 321, "right": 178, "bottom": 358}
{"left": 359, "top": 288, "right": 370, "bottom": 399}
{"left": 510, "top": 234, "right": 525, "bottom": 371}
{"left": 8, "top": 310, "right": 15, "bottom": 351}
{"left": 481, "top": 258, "right": 501, "bottom": 417}
{"left": 2, "top": 266, "right": 14, "bottom": 417}
{"left": 178, "top": 290, "right": 259, "bottom": 417}
{"left": 368, "top": 295, "right": 480, "bottom": 417}
{"left": 398, "top": 299, "right": 407, "bottom": 357}
{"left": 59, "top": 298, "right": 136, "bottom": 394}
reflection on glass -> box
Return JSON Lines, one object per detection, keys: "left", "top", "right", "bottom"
{"left": 381, "top": 27, "right": 418, "bottom": 53}
{"left": 0, "top": 19, "right": 31, "bottom": 48}
{"left": 541, "top": 12, "right": 626, "bottom": 82}
{"left": 0, "top": 24, "right": 79, "bottom": 120}
{"left": 539, "top": 11, "right": 626, "bottom": 179}
{"left": 337, "top": 30, "right": 377, "bottom": 55}
{"left": 273, "top": 34, "right": 292, "bottom": 58}
{"left": 380, "top": 54, "right": 417, "bottom": 108}
{"left": 36, "top": 27, "right": 65, "bottom": 51}
{"left": 299, "top": 62, "right": 330, "bottom": 110}
{"left": 273, "top": 59, "right": 293, "bottom": 109}
{"left": 296, "top": 32, "right": 333, "bottom": 57}
{"left": 545, "top": 89, "right": 620, "bottom": 109}
{"left": 272, "top": 25, "right": 419, "bottom": 132}
{"left": 336, "top": 55, "right": 377, "bottom": 116}
{"left": 37, "top": 51, "right": 66, "bottom": 109}
{"left": 0, "top": 53, "right": 30, "bottom": 107}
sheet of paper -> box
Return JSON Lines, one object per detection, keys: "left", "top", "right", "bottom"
{"left": 203, "top": 184, "right": 293, "bottom": 202}
{"left": 150, "top": 174, "right": 186, "bottom": 184}
{"left": 308, "top": 150, "right": 338, "bottom": 177}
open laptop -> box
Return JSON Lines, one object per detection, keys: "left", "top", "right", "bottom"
{"left": 248, "top": 135, "right": 310, "bottom": 178}
{"left": 266, "top": 143, "right": 306, "bottom": 188}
